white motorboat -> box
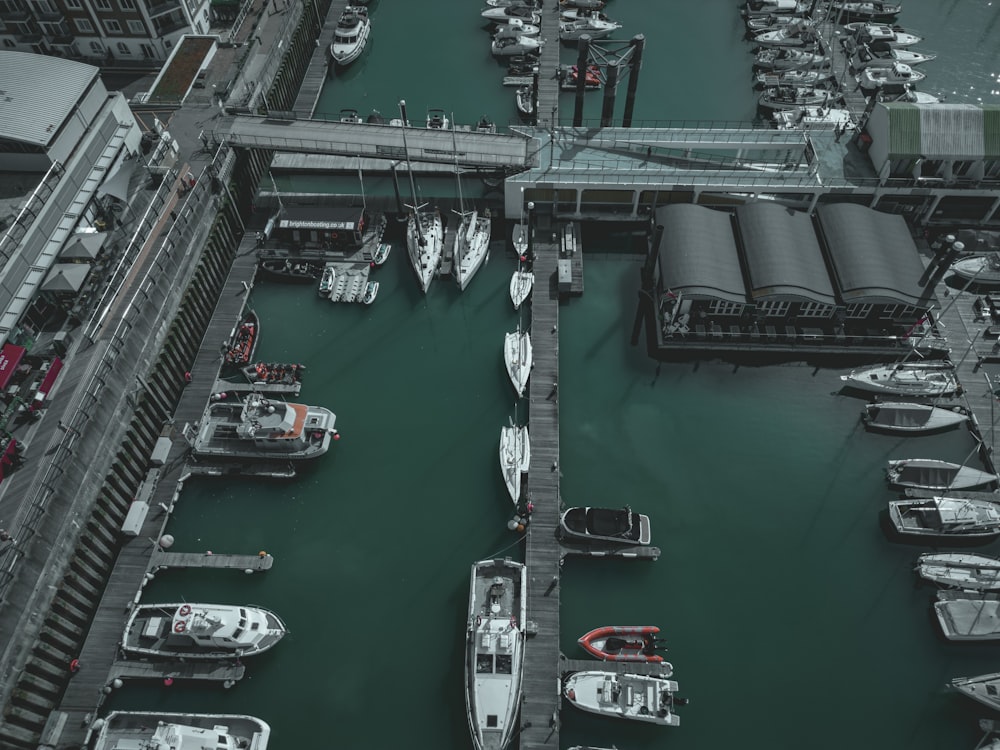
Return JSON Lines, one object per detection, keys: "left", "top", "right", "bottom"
{"left": 510, "top": 269, "right": 534, "bottom": 310}
{"left": 372, "top": 242, "right": 391, "bottom": 266}
{"left": 888, "top": 497, "right": 1000, "bottom": 541}
{"left": 742, "top": 0, "right": 809, "bottom": 19}
{"left": 559, "top": 7, "right": 611, "bottom": 22}
{"left": 559, "top": 16, "right": 621, "bottom": 41}
{"left": 486, "top": 0, "right": 538, "bottom": 6}
{"left": 515, "top": 84, "right": 534, "bottom": 117}
{"left": 753, "top": 19, "right": 819, "bottom": 48}
{"left": 877, "top": 87, "right": 940, "bottom": 104}
{"left": 859, "top": 61, "right": 925, "bottom": 91}
{"left": 772, "top": 105, "right": 853, "bottom": 130}
{"left": 91, "top": 711, "right": 271, "bottom": 750}
{"left": 494, "top": 17, "right": 540, "bottom": 37}
{"left": 845, "top": 21, "right": 922, "bottom": 47}
{"left": 951, "top": 673, "right": 1000, "bottom": 711}
{"left": 426, "top": 108, "right": 450, "bottom": 130}
{"left": 935, "top": 591, "right": 1000, "bottom": 641}
{"left": 838, "top": 1, "right": 902, "bottom": 23}
{"left": 330, "top": 6, "right": 370, "bottom": 66}
{"left": 759, "top": 86, "right": 840, "bottom": 112}
{"left": 503, "top": 328, "right": 532, "bottom": 397}
{"left": 192, "top": 393, "right": 337, "bottom": 461}
{"left": 917, "top": 552, "right": 1000, "bottom": 591}
{"left": 746, "top": 13, "right": 800, "bottom": 32}
{"left": 122, "top": 602, "right": 287, "bottom": 660}
{"left": 318, "top": 263, "right": 337, "bottom": 296}
{"left": 560, "top": 0, "right": 605, "bottom": 9}
{"left": 862, "top": 402, "right": 968, "bottom": 434}
{"left": 886, "top": 459, "right": 998, "bottom": 491}
{"left": 563, "top": 671, "right": 681, "bottom": 726}
{"left": 839, "top": 362, "right": 960, "bottom": 397}
{"left": 465, "top": 557, "right": 526, "bottom": 750}
{"left": 755, "top": 68, "right": 835, "bottom": 88}
{"left": 360, "top": 281, "right": 378, "bottom": 305}
{"left": 951, "top": 254, "right": 1000, "bottom": 286}
{"left": 499, "top": 421, "right": 530, "bottom": 505}
{"left": 492, "top": 34, "right": 543, "bottom": 56}
{"left": 754, "top": 47, "right": 830, "bottom": 72}
{"left": 482, "top": 5, "right": 539, "bottom": 23}
{"left": 854, "top": 44, "right": 937, "bottom": 68}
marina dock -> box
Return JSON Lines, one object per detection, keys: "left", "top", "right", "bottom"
{"left": 211, "top": 378, "right": 302, "bottom": 396}
{"left": 149, "top": 550, "right": 274, "bottom": 572}
{"left": 110, "top": 660, "right": 246, "bottom": 684}
{"left": 520, "top": 226, "right": 563, "bottom": 750}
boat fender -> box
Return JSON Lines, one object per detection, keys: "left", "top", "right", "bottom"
{"left": 476, "top": 615, "right": 482, "bottom": 627}
{"left": 179, "top": 604, "right": 192, "bottom": 616}
{"left": 330, "top": 232, "right": 338, "bottom": 240}
{"left": 639, "top": 705, "right": 649, "bottom": 715}
{"left": 566, "top": 688, "right": 575, "bottom": 700}
{"left": 174, "top": 621, "right": 186, "bottom": 633}
{"left": 510, "top": 616, "right": 517, "bottom": 628}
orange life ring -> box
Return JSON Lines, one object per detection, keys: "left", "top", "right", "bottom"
{"left": 174, "top": 621, "right": 186, "bottom": 633}
{"left": 179, "top": 604, "right": 192, "bottom": 616}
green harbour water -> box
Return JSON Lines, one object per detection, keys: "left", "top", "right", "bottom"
{"left": 105, "top": 2, "right": 1000, "bottom": 748}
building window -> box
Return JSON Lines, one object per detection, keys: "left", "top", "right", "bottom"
{"left": 90, "top": 40, "right": 103, "bottom": 53}
{"left": 74, "top": 17, "right": 93, "bottom": 32}
{"left": 2, "top": 39, "right": 13, "bottom": 48}
{"left": 32, "top": 0, "right": 56, "bottom": 13}
{"left": 116, "top": 40, "right": 129, "bottom": 54}
{"left": 845, "top": 303, "right": 873, "bottom": 320}
{"left": 65, "top": 0, "right": 81, "bottom": 7}
{"left": 757, "top": 300, "right": 790, "bottom": 318}
{"left": 797, "top": 302, "right": 833, "bottom": 319}
{"left": 707, "top": 300, "right": 744, "bottom": 317}
{"left": 94, "top": 0, "right": 110, "bottom": 9}
{"left": 127, "top": 19, "right": 143, "bottom": 32}
{"left": 119, "top": 0, "right": 134, "bottom": 8}
{"left": 104, "top": 18, "right": 121, "bottom": 32}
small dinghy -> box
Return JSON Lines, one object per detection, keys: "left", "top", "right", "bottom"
{"left": 360, "top": 281, "right": 379, "bottom": 305}
{"left": 917, "top": 552, "right": 1000, "bottom": 590}
{"left": 889, "top": 497, "right": 1000, "bottom": 542}
{"left": 862, "top": 402, "right": 968, "bottom": 434}
{"left": 886, "top": 459, "right": 998, "bottom": 491}
{"left": 951, "top": 253, "right": 1000, "bottom": 286}
{"left": 578, "top": 626, "right": 668, "bottom": 663}
{"left": 935, "top": 590, "right": 1000, "bottom": 641}
{"left": 951, "top": 672, "right": 1000, "bottom": 711}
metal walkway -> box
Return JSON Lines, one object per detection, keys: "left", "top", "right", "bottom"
{"left": 293, "top": 0, "right": 350, "bottom": 117}
{"left": 520, "top": 233, "right": 562, "bottom": 750}
{"left": 209, "top": 115, "right": 535, "bottom": 170}
{"left": 53, "top": 238, "right": 262, "bottom": 744}
{"left": 534, "top": 0, "right": 561, "bottom": 129}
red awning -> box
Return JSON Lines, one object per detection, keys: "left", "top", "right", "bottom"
{"left": 0, "top": 344, "right": 26, "bottom": 390}
{"left": 30, "top": 357, "right": 63, "bottom": 412}
{"left": 0, "top": 439, "right": 16, "bottom": 483}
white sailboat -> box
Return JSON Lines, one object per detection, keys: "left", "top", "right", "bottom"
{"left": 451, "top": 119, "right": 492, "bottom": 291}
{"left": 399, "top": 100, "right": 444, "bottom": 293}
{"left": 503, "top": 327, "right": 532, "bottom": 397}
{"left": 499, "top": 419, "right": 530, "bottom": 505}
{"left": 510, "top": 195, "right": 534, "bottom": 309}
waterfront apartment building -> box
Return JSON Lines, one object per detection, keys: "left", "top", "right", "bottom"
{"left": 0, "top": 0, "right": 211, "bottom": 64}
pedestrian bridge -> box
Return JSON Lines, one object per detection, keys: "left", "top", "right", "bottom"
{"left": 207, "top": 114, "right": 537, "bottom": 171}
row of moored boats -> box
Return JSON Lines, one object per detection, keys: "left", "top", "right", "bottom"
{"left": 742, "top": 0, "right": 939, "bottom": 131}
{"left": 838, "top": 356, "right": 1000, "bottom": 717}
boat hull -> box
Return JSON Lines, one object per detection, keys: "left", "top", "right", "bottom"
{"left": 563, "top": 671, "right": 680, "bottom": 725}
{"left": 499, "top": 425, "right": 530, "bottom": 504}
{"left": 578, "top": 626, "right": 666, "bottom": 662}
{"left": 559, "top": 506, "right": 651, "bottom": 546}
{"left": 951, "top": 673, "right": 1000, "bottom": 711}
{"left": 465, "top": 558, "right": 526, "bottom": 750}
{"left": 886, "top": 459, "right": 998, "bottom": 491}
{"left": 510, "top": 270, "right": 534, "bottom": 310}
{"left": 504, "top": 330, "right": 532, "bottom": 397}
{"left": 406, "top": 210, "right": 444, "bottom": 294}
{"left": 951, "top": 255, "right": 1000, "bottom": 286}
{"left": 840, "top": 363, "right": 960, "bottom": 397}
{"left": 889, "top": 498, "right": 1000, "bottom": 542}
{"left": 935, "top": 595, "right": 1000, "bottom": 641}
{"left": 862, "top": 402, "right": 968, "bottom": 434}
{"left": 917, "top": 552, "right": 1000, "bottom": 590}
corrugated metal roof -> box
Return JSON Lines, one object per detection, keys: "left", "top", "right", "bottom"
{"left": 735, "top": 203, "right": 836, "bottom": 305}
{"left": 816, "top": 204, "right": 930, "bottom": 307}
{"left": 0, "top": 51, "right": 99, "bottom": 149}
{"left": 983, "top": 106, "right": 1000, "bottom": 158}
{"left": 655, "top": 204, "right": 746, "bottom": 304}
{"left": 882, "top": 103, "right": 999, "bottom": 159}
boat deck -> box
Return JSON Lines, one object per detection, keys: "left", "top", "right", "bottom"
{"left": 520, "top": 229, "right": 563, "bottom": 750}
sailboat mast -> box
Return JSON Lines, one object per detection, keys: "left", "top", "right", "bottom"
{"left": 398, "top": 99, "right": 424, "bottom": 237}
{"left": 357, "top": 156, "right": 366, "bottom": 214}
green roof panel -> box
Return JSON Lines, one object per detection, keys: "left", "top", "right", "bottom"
{"left": 984, "top": 105, "right": 1000, "bottom": 158}
{"left": 886, "top": 104, "right": 921, "bottom": 160}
